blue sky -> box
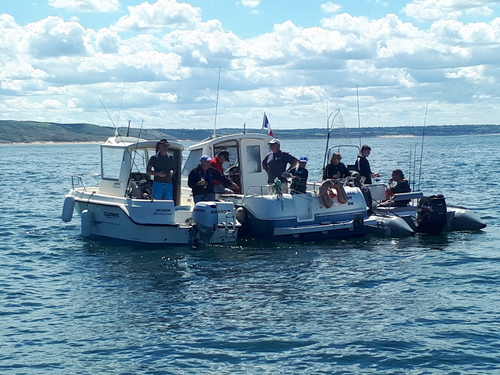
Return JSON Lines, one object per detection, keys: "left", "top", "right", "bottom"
{"left": 1, "top": 0, "right": 500, "bottom": 130}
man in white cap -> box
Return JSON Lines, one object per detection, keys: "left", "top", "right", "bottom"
{"left": 188, "top": 155, "right": 239, "bottom": 203}
{"left": 262, "top": 138, "right": 298, "bottom": 193}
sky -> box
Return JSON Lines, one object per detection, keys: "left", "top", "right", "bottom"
{"left": 1, "top": 0, "right": 500, "bottom": 131}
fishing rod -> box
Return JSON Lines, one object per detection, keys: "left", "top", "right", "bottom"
{"left": 98, "top": 95, "right": 118, "bottom": 135}
{"left": 356, "top": 85, "right": 362, "bottom": 147}
{"left": 322, "top": 108, "right": 341, "bottom": 172}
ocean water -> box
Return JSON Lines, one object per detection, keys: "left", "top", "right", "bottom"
{"left": 1, "top": 134, "right": 499, "bottom": 374}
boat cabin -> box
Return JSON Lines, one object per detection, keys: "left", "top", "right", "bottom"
{"left": 182, "top": 133, "right": 273, "bottom": 195}
{"left": 97, "top": 136, "right": 184, "bottom": 204}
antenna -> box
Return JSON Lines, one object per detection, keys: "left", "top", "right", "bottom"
{"left": 417, "top": 104, "right": 428, "bottom": 190}
{"left": 126, "top": 120, "right": 131, "bottom": 137}
{"left": 213, "top": 67, "right": 221, "bottom": 138}
{"left": 117, "top": 82, "right": 126, "bottom": 129}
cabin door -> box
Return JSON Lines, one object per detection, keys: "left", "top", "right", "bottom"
{"left": 238, "top": 139, "right": 269, "bottom": 195}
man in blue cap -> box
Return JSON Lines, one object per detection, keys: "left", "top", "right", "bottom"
{"left": 290, "top": 156, "right": 309, "bottom": 194}
{"left": 188, "top": 155, "right": 239, "bottom": 203}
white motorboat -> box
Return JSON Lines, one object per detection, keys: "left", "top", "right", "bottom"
{"left": 61, "top": 135, "right": 240, "bottom": 246}
{"left": 181, "top": 133, "right": 414, "bottom": 241}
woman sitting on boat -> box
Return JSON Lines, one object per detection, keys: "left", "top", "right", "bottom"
{"left": 323, "top": 152, "right": 351, "bottom": 180}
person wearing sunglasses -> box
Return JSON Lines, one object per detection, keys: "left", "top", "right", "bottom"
{"left": 323, "top": 152, "right": 350, "bottom": 180}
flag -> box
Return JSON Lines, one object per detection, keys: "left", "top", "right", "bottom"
{"left": 262, "top": 113, "right": 274, "bottom": 137}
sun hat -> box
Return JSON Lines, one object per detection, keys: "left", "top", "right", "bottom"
{"left": 200, "top": 155, "right": 211, "bottom": 162}
{"left": 299, "top": 156, "right": 308, "bottom": 163}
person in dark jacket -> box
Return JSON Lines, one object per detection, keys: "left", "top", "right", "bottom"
{"left": 262, "top": 138, "right": 298, "bottom": 193}
{"left": 323, "top": 152, "right": 350, "bottom": 180}
{"left": 188, "top": 155, "right": 239, "bottom": 203}
{"left": 354, "top": 145, "right": 379, "bottom": 184}
{"left": 379, "top": 169, "right": 411, "bottom": 207}
{"left": 290, "top": 156, "right": 309, "bottom": 194}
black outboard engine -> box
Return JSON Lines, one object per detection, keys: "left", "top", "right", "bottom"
{"left": 417, "top": 195, "right": 447, "bottom": 234}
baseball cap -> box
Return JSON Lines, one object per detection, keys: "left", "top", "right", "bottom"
{"left": 299, "top": 156, "right": 308, "bottom": 163}
{"left": 268, "top": 139, "right": 280, "bottom": 145}
{"left": 200, "top": 155, "right": 211, "bottom": 161}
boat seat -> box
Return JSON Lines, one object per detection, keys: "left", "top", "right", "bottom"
{"left": 392, "top": 191, "right": 424, "bottom": 201}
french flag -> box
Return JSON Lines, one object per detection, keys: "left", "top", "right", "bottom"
{"left": 262, "top": 113, "right": 274, "bottom": 136}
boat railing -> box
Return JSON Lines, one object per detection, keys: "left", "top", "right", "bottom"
{"left": 71, "top": 173, "right": 100, "bottom": 191}
{"left": 392, "top": 191, "right": 424, "bottom": 202}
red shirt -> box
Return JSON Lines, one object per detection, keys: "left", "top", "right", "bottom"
{"left": 210, "top": 157, "right": 223, "bottom": 185}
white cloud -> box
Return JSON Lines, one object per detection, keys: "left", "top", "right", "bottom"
{"left": 26, "top": 17, "right": 88, "bottom": 58}
{"left": 403, "top": 0, "right": 500, "bottom": 22}
{"left": 240, "top": 0, "right": 260, "bottom": 8}
{"left": 321, "top": 2, "right": 342, "bottom": 14}
{"left": 1, "top": 0, "right": 500, "bottom": 128}
{"left": 113, "top": 0, "right": 202, "bottom": 32}
{"left": 48, "top": 0, "right": 120, "bottom": 13}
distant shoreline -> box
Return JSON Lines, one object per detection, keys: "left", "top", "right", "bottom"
{"left": 2, "top": 121, "right": 500, "bottom": 144}
{"left": 4, "top": 132, "right": 500, "bottom": 145}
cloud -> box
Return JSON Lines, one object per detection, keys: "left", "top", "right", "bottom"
{"left": 48, "top": 0, "right": 120, "bottom": 13}
{"left": 1, "top": 0, "right": 500, "bottom": 128}
{"left": 113, "top": 0, "right": 202, "bottom": 32}
{"left": 26, "top": 17, "right": 88, "bottom": 58}
{"left": 240, "top": 0, "right": 261, "bottom": 8}
{"left": 321, "top": 2, "right": 342, "bottom": 14}
{"left": 402, "top": 0, "right": 500, "bottom": 22}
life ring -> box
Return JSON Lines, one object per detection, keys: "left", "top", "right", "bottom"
{"left": 319, "top": 179, "right": 348, "bottom": 208}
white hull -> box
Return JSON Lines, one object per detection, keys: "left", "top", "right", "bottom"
{"left": 66, "top": 189, "right": 238, "bottom": 246}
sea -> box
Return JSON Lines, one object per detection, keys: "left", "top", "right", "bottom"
{"left": 1, "top": 134, "right": 499, "bottom": 374}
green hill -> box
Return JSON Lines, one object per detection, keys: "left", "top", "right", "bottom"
{"left": 1, "top": 120, "right": 499, "bottom": 144}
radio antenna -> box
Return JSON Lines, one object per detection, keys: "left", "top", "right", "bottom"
{"left": 213, "top": 67, "right": 221, "bottom": 138}
{"left": 417, "top": 104, "right": 428, "bottom": 190}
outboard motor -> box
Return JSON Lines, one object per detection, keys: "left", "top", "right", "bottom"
{"left": 191, "top": 202, "right": 219, "bottom": 245}
{"left": 360, "top": 186, "right": 374, "bottom": 215}
{"left": 417, "top": 194, "right": 447, "bottom": 234}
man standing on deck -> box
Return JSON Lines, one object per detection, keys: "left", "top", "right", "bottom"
{"left": 147, "top": 139, "right": 175, "bottom": 200}
{"left": 262, "top": 139, "right": 298, "bottom": 194}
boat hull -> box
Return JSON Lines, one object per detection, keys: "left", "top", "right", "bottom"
{"left": 233, "top": 189, "right": 372, "bottom": 242}
{"left": 66, "top": 189, "right": 238, "bottom": 245}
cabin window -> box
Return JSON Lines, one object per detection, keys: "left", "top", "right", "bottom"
{"left": 130, "top": 149, "right": 149, "bottom": 173}
{"left": 182, "top": 149, "right": 203, "bottom": 176}
{"left": 246, "top": 145, "right": 262, "bottom": 173}
{"left": 101, "top": 146, "right": 124, "bottom": 180}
